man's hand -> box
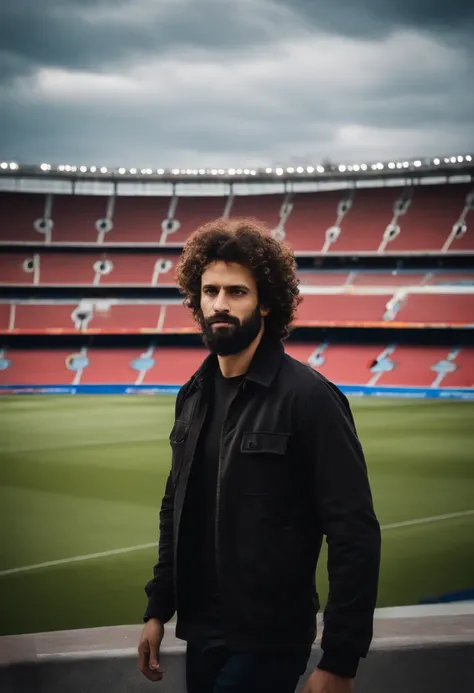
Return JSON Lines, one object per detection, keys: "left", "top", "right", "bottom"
{"left": 138, "top": 618, "right": 165, "bottom": 682}
{"left": 302, "top": 668, "right": 355, "bottom": 693}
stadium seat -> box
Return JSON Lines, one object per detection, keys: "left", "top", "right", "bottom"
{"left": 395, "top": 294, "right": 474, "bottom": 324}
{"left": 0, "top": 192, "right": 46, "bottom": 243}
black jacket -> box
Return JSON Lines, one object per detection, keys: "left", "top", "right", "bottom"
{"left": 143, "top": 334, "right": 381, "bottom": 677}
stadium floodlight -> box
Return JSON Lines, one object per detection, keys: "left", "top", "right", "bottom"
{"left": 450, "top": 156, "right": 457, "bottom": 164}
{"left": 80, "top": 165, "right": 88, "bottom": 173}
{"left": 90, "top": 166, "right": 97, "bottom": 172}
{"left": 296, "top": 166, "right": 304, "bottom": 173}
{"left": 218, "top": 169, "right": 225, "bottom": 175}
{"left": 414, "top": 160, "right": 422, "bottom": 167}
{"left": 250, "top": 170, "right": 256, "bottom": 175}
{"left": 40, "top": 163, "right": 51, "bottom": 171}
{"left": 360, "top": 164, "right": 367, "bottom": 171}
{"left": 129, "top": 167, "right": 136, "bottom": 174}
{"left": 276, "top": 167, "right": 284, "bottom": 175}
{"left": 118, "top": 167, "right": 126, "bottom": 174}
{"left": 198, "top": 168, "right": 206, "bottom": 174}
{"left": 157, "top": 169, "right": 164, "bottom": 174}
{"left": 388, "top": 162, "right": 396, "bottom": 169}
{"left": 236, "top": 168, "right": 243, "bottom": 175}
{"left": 338, "top": 164, "right": 346, "bottom": 172}
{"left": 227, "top": 168, "right": 235, "bottom": 175}
{"left": 71, "top": 165, "right": 77, "bottom": 172}
{"left": 466, "top": 155, "right": 472, "bottom": 162}
{"left": 211, "top": 169, "right": 218, "bottom": 175}
{"left": 0, "top": 162, "right": 8, "bottom": 169}
{"left": 100, "top": 167, "right": 107, "bottom": 173}
{"left": 353, "top": 164, "right": 360, "bottom": 172}
{"left": 403, "top": 162, "right": 409, "bottom": 168}
{"left": 433, "top": 158, "right": 441, "bottom": 165}
{"left": 266, "top": 167, "right": 273, "bottom": 173}
{"left": 9, "top": 162, "right": 19, "bottom": 170}
{"left": 308, "top": 166, "right": 316, "bottom": 173}
{"left": 457, "top": 156, "right": 464, "bottom": 163}
{"left": 287, "top": 167, "right": 295, "bottom": 173}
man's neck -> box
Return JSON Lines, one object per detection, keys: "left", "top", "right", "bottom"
{"left": 217, "top": 329, "right": 264, "bottom": 379}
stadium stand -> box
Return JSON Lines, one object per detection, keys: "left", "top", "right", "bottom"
{"left": 2, "top": 289, "right": 473, "bottom": 334}
{"left": 1, "top": 344, "right": 473, "bottom": 388}
{"left": 0, "top": 160, "right": 473, "bottom": 396}
{"left": 0, "top": 180, "right": 472, "bottom": 252}
{"left": 2, "top": 254, "right": 474, "bottom": 288}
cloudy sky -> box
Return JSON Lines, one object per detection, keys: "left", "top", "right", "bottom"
{"left": 1, "top": 0, "right": 473, "bottom": 169}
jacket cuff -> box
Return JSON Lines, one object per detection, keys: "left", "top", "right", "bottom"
{"left": 317, "top": 650, "right": 360, "bottom": 678}
{"left": 142, "top": 598, "right": 167, "bottom": 624}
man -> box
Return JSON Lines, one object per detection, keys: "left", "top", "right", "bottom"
{"left": 138, "top": 217, "right": 381, "bottom": 693}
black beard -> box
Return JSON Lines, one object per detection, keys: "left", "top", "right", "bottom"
{"left": 199, "top": 306, "right": 262, "bottom": 356}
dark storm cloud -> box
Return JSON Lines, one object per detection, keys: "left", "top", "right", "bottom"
{"left": 0, "top": 0, "right": 472, "bottom": 167}
{"left": 0, "top": 0, "right": 295, "bottom": 84}
{"left": 278, "top": 0, "right": 474, "bottom": 42}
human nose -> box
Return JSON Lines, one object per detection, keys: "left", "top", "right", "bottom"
{"left": 213, "top": 289, "right": 230, "bottom": 313}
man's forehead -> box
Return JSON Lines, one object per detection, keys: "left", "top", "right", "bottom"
{"left": 201, "top": 261, "right": 254, "bottom": 286}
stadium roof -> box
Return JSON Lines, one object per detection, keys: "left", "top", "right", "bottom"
{"left": 0, "top": 154, "right": 473, "bottom": 185}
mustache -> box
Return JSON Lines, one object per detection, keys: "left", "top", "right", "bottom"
{"left": 206, "top": 314, "right": 239, "bottom": 326}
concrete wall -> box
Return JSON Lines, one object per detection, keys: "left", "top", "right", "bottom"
{"left": 1, "top": 604, "right": 473, "bottom": 693}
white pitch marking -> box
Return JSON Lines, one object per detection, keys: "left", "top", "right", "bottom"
{"left": 0, "top": 543, "right": 156, "bottom": 577}
{"left": 1, "top": 509, "right": 473, "bottom": 578}
{"left": 381, "top": 509, "right": 474, "bottom": 531}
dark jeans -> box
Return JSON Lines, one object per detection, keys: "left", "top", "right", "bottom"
{"left": 185, "top": 641, "right": 312, "bottom": 693}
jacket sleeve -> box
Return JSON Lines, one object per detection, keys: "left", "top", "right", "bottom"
{"left": 303, "top": 377, "right": 381, "bottom": 678}
{"left": 142, "top": 470, "right": 176, "bottom": 624}
{"left": 142, "top": 387, "right": 187, "bottom": 625}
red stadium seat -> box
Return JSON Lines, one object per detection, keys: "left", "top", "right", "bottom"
{"left": 0, "top": 192, "right": 47, "bottom": 243}
{"left": 395, "top": 294, "right": 474, "bottom": 324}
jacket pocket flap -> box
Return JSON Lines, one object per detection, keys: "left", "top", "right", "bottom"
{"left": 241, "top": 432, "right": 289, "bottom": 455}
{"left": 169, "top": 419, "right": 189, "bottom": 444}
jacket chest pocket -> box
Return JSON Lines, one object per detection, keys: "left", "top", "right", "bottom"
{"left": 169, "top": 420, "right": 189, "bottom": 486}
{"left": 239, "top": 431, "right": 292, "bottom": 496}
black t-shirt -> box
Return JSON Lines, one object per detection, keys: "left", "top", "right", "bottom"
{"left": 182, "top": 368, "right": 244, "bottom": 642}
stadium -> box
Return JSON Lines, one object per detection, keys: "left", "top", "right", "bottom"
{"left": 1, "top": 155, "right": 473, "bottom": 691}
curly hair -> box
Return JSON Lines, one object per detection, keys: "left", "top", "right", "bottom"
{"left": 175, "top": 217, "right": 302, "bottom": 340}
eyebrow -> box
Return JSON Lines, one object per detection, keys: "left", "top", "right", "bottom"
{"left": 202, "top": 283, "right": 250, "bottom": 291}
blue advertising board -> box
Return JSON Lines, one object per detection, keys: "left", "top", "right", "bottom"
{"left": 1, "top": 384, "right": 473, "bottom": 400}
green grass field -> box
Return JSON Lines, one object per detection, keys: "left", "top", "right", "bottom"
{"left": 1, "top": 395, "right": 473, "bottom": 637}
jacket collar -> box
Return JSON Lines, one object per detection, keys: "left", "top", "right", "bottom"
{"left": 192, "top": 332, "right": 284, "bottom": 389}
